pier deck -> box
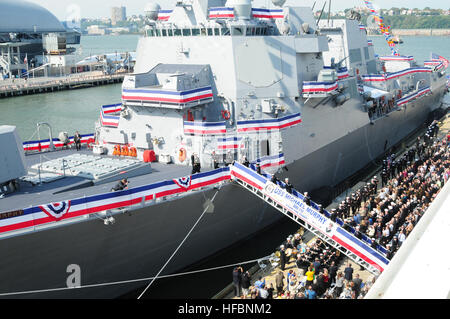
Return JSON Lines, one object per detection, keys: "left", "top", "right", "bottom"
{"left": 0, "top": 72, "right": 126, "bottom": 98}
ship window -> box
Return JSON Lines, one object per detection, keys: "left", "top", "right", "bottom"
{"left": 192, "top": 28, "right": 200, "bottom": 36}
{"left": 174, "top": 29, "right": 181, "bottom": 36}
{"left": 182, "top": 28, "right": 191, "bottom": 36}
{"left": 155, "top": 29, "right": 161, "bottom": 36}
{"left": 246, "top": 27, "right": 252, "bottom": 36}
{"left": 162, "top": 29, "right": 167, "bottom": 36}
{"left": 147, "top": 29, "right": 154, "bottom": 37}
{"left": 255, "top": 28, "right": 261, "bottom": 35}
{"left": 168, "top": 29, "right": 173, "bottom": 36}
{"left": 214, "top": 28, "right": 220, "bottom": 36}
{"left": 207, "top": 28, "right": 213, "bottom": 36}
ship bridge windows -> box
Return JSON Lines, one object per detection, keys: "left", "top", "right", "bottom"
{"left": 183, "top": 28, "right": 191, "bottom": 36}
{"left": 145, "top": 26, "right": 270, "bottom": 38}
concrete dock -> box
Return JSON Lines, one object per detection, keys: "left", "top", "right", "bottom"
{"left": 0, "top": 71, "right": 125, "bottom": 98}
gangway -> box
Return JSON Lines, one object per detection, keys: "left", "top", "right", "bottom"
{"left": 230, "top": 162, "right": 390, "bottom": 276}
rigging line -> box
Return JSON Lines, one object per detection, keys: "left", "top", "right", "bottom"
{"left": 0, "top": 254, "right": 271, "bottom": 297}
{"left": 137, "top": 187, "right": 221, "bottom": 299}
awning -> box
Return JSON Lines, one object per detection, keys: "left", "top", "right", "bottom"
{"left": 363, "top": 86, "right": 390, "bottom": 99}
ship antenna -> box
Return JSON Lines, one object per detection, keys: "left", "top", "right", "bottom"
{"left": 311, "top": 1, "right": 317, "bottom": 11}
{"left": 316, "top": 1, "right": 327, "bottom": 26}
{"left": 327, "top": 0, "right": 332, "bottom": 27}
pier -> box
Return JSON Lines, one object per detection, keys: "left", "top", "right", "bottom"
{"left": 0, "top": 71, "right": 126, "bottom": 98}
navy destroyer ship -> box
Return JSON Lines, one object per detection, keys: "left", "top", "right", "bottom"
{"left": 0, "top": 0, "right": 448, "bottom": 298}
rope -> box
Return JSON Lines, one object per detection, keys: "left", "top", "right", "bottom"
{"left": 137, "top": 187, "right": 221, "bottom": 299}
{"left": 0, "top": 255, "right": 271, "bottom": 297}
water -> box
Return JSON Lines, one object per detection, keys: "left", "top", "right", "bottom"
{"left": 368, "top": 35, "right": 450, "bottom": 63}
{"left": 0, "top": 34, "right": 449, "bottom": 298}
{"left": 0, "top": 35, "right": 140, "bottom": 141}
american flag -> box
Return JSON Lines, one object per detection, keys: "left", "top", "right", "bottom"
{"left": 431, "top": 53, "right": 449, "bottom": 69}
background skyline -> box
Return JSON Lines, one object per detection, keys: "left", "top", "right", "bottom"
{"left": 26, "top": 0, "right": 450, "bottom": 20}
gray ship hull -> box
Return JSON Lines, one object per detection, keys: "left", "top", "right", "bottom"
{"left": 0, "top": 89, "right": 445, "bottom": 299}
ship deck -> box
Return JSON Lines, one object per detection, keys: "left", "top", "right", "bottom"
{"left": 0, "top": 148, "right": 192, "bottom": 212}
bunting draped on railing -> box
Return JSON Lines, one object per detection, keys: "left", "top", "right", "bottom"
{"left": 0, "top": 168, "right": 231, "bottom": 236}
{"left": 362, "top": 67, "right": 432, "bottom": 83}
{"left": 364, "top": 0, "right": 398, "bottom": 56}
{"left": 217, "top": 136, "right": 244, "bottom": 152}
{"left": 302, "top": 81, "right": 338, "bottom": 96}
{"left": 209, "top": 7, "right": 235, "bottom": 19}
{"left": 229, "top": 162, "right": 390, "bottom": 273}
{"left": 337, "top": 67, "right": 349, "bottom": 80}
{"left": 431, "top": 52, "right": 449, "bottom": 69}
{"left": 157, "top": 10, "right": 173, "bottom": 21}
{"left": 122, "top": 86, "right": 213, "bottom": 105}
{"left": 251, "top": 8, "right": 284, "bottom": 19}
{"left": 100, "top": 111, "right": 120, "bottom": 128}
{"left": 396, "top": 87, "right": 432, "bottom": 107}
{"left": 251, "top": 153, "right": 286, "bottom": 169}
{"left": 379, "top": 55, "right": 414, "bottom": 62}
{"left": 101, "top": 103, "right": 122, "bottom": 114}
{"left": 237, "top": 113, "right": 302, "bottom": 133}
{"left": 183, "top": 121, "right": 227, "bottom": 136}
{"left": 22, "top": 134, "right": 95, "bottom": 152}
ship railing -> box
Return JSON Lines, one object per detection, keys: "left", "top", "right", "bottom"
{"left": 0, "top": 167, "right": 232, "bottom": 240}
{"left": 229, "top": 162, "right": 389, "bottom": 275}
{"left": 22, "top": 133, "right": 95, "bottom": 154}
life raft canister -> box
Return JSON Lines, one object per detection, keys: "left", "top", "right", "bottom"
{"left": 121, "top": 145, "right": 129, "bottom": 156}
{"left": 221, "top": 110, "right": 231, "bottom": 120}
{"left": 179, "top": 147, "right": 187, "bottom": 162}
{"left": 113, "top": 145, "right": 121, "bottom": 156}
{"left": 129, "top": 147, "right": 137, "bottom": 157}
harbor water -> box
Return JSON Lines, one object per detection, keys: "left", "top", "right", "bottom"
{"left": 0, "top": 34, "right": 449, "bottom": 298}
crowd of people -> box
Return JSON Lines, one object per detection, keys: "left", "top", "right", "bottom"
{"left": 231, "top": 120, "right": 450, "bottom": 299}
{"left": 332, "top": 121, "right": 449, "bottom": 259}
{"left": 232, "top": 237, "right": 376, "bottom": 299}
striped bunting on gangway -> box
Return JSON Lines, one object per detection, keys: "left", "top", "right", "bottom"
{"left": 230, "top": 162, "right": 390, "bottom": 273}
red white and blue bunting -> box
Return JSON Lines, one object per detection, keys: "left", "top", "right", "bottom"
{"left": 209, "top": 7, "right": 234, "bottom": 19}
{"left": 0, "top": 168, "right": 231, "bottom": 235}
{"left": 396, "top": 87, "right": 432, "bottom": 107}
{"left": 23, "top": 134, "right": 95, "bottom": 152}
{"left": 184, "top": 121, "right": 227, "bottom": 136}
{"left": 122, "top": 86, "right": 213, "bottom": 105}
{"left": 237, "top": 113, "right": 302, "bottom": 133}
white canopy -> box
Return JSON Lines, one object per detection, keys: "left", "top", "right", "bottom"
{"left": 363, "top": 86, "right": 390, "bottom": 99}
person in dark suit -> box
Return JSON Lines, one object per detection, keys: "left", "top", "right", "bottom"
{"left": 111, "top": 178, "right": 128, "bottom": 192}
{"left": 191, "top": 153, "right": 201, "bottom": 174}
{"left": 344, "top": 263, "right": 353, "bottom": 281}
{"left": 74, "top": 131, "right": 82, "bottom": 151}
{"left": 284, "top": 178, "right": 293, "bottom": 194}
{"left": 279, "top": 245, "right": 287, "bottom": 271}
{"left": 232, "top": 266, "right": 243, "bottom": 297}
{"left": 303, "top": 192, "right": 311, "bottom": 206}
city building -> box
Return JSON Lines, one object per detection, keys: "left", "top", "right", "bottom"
{"left": 111, "top": 6, "right": 127, "bottom": 25}
{"left": 0, "top": 0, "right": 80, "bottom": 79}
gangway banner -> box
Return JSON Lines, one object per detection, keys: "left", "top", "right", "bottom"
{"left": 263, "top": 182, "right": 337, "bottom": 236}
{"left": 262, "top": 181, "right": 389, "bottom": 272}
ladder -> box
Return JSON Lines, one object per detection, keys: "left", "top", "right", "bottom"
{"left": 230, "top": 162, "right": 389, "bottom": 276}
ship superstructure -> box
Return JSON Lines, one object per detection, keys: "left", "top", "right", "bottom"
{"left": 0, "top": 0, "right": 448, "bottom": 298}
